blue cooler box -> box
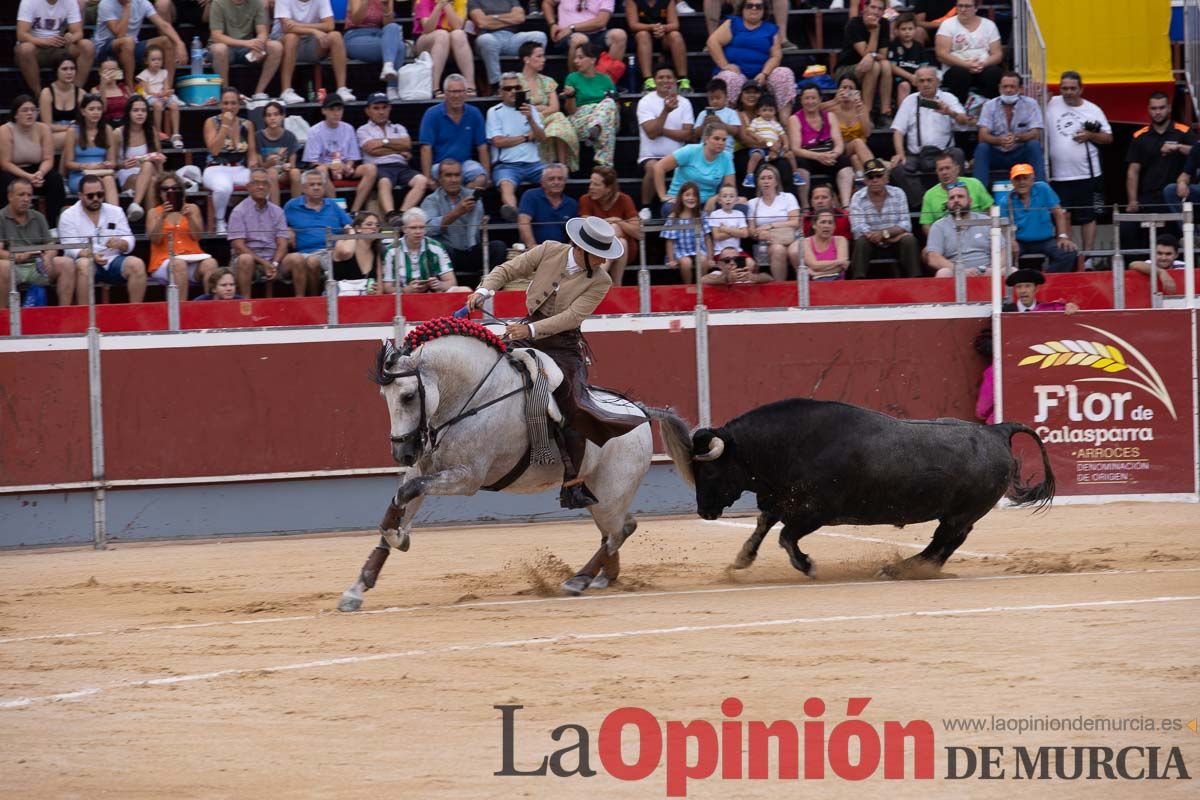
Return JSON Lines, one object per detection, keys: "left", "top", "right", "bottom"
{"left": 176, "top": 74, "right": 223, "bottom": 106}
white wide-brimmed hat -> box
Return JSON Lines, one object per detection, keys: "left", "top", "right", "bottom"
{"left": 565, "top": 216, "right": 625, "bottom": 260}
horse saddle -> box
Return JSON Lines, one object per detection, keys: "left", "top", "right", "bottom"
{"left": 509, "top": 348, "right": 564, "bottom": 423}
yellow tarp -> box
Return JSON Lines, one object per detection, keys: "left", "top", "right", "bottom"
{"left": 1030, "top": 0, "right": 1173, "bottom": 85}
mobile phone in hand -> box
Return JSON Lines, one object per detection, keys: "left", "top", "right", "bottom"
{"left": 918, "top": 97, "right": 940, "bottom": 110}
{"left": 516, "top": 89, "right": 528, "bottom": 107}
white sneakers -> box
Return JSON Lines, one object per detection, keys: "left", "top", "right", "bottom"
{"left": 380, "top": 62, "right": 398, "bottom": 80}
{"left": 215, "top": 220, "right": 227, "bottom": 236}
{"left": 386, "top": 86, "right": 401, "bottom": 102}
{"left": 638, "top": 207, "right": 652, "bottom": 221}
{"left": 127, "top": 201, "right": 144, "bottom": 222}
{"left": 336, "top": 86, "right": 357, "bottom": 103}
{"left": 676, "top": 0, "right": 695, "bottom": 12}
{"left": 279, "top": 88, "right": 305, "bottom": 105}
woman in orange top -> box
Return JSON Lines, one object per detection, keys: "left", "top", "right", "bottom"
{"left": 578, "top": 166, "right": 639, "bottom": 287}
{"left": 145, "top": 171, "right": 218, "bottom": 298}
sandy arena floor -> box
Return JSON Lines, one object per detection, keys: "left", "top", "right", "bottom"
{"left": 0, "top": 502, "right": 1198, "bottom": 798}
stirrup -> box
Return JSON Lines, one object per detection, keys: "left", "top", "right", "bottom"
{"left": 559, "top": 482, "right": 598, "bottom": 509}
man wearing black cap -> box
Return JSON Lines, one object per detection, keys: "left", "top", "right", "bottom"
{"left": 848, "top": 158, "right": 922, "bottom": 278}
{"left": 302, "top": 95, "right": 378, "bottom": 213}
{"left": 1003, "top": 268, "right": 1078, "bottom": 314}
{"left": 357, "top": 93, "right": 430, "bottom": 224}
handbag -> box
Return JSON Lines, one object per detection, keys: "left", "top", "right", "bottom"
{"left": 397, "top": 52, "right": 434, "bottom": 101}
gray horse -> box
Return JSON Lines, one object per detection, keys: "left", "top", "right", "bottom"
{"left": 337, "top": 325, "right": 653, "bottom": 612}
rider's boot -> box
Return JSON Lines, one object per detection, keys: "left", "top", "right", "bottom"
{"left": 556, "top": 424, "right": 597, "bottom": 509}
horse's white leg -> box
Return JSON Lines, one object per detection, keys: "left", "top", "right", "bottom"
{"left": 338, "top": 479, "right": 427, "bottom": 613}
{"left": 564, "top": 433, "right": 650, "bottom": 594}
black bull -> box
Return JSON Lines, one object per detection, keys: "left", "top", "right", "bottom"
{"left": 646, "top": 399, "right": 1055, "bottom": 575}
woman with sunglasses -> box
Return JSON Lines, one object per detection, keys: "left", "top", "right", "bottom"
{"left": 707, "top": 0, "right": 795, "bottom": 119}
{"left": 145, "top": 171, "right": 218, "bottom": 298}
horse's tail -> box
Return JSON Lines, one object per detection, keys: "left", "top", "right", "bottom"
{"left": 999, "top": 422, "right": 1056, "bottom": 511}
{"left": 640, "top": 405, "right": 696, "bottom": 487}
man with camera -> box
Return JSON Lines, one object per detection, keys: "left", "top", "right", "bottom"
{"left": 1045, "top": 70, "right": 1112, "bottom": 268}
{"left": 889, "top": 65, "right": 971, "bottom": 208}
{"left": 420, "top": 158, "right": 507, "bottom": 284}
{"left": 487, "top": 73, "right": 546, "bottom": 223}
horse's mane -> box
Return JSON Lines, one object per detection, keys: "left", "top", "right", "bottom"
{"left": 402, "top": 317, "right": 508, "bottom": 355}
{"left": 370, "top": 317, "right": 507, "bottom": 386}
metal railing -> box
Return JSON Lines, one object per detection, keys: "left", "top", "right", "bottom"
{"left": 1186, "top": 0, "right": 1200, "bottom": 121}
{"left": 1013, "top": 0, "right": 1050, "bottom": 175}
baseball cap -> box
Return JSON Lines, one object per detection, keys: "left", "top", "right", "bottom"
{"left": 322, "top": 94, "right": 345, "bottom": 109}
{"left": 1009, "top": 163, "right": 1035, "bottom": 178}
{"left": 863, "top": 158, "right": 887, "bottom": 176}
{"left": 366, "top": 92, "right": 391, "bottom": 106}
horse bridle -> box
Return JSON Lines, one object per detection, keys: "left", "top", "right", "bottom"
{"left": 384, "top": 350, "right": 528, "bottom": 463}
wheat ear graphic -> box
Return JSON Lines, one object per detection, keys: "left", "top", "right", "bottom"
{"left": 1016, "top": 325, "right": 1178, "bottom": 420}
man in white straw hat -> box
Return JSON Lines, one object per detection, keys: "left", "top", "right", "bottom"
{"left": 467, "top": 216, "right": 644, "bottom": 508}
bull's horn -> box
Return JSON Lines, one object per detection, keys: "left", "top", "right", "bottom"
{"left": 694, "top": 436, "right": 725, "bottom": 462}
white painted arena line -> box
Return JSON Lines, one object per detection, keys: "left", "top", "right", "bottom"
{"left": 2, "top": 594, "right": 1197, "bottom": 711}
{"left": 705, "top": 519, "right": 1004, "bottom": 559}
{"left": 3, "top": 565, "right": 1199, "bottom": 648}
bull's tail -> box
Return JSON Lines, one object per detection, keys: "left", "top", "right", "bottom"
{"left": 639, "top": 405, "right": 696, "bottom": 487}
{"left": 1000, "top": 423, "right": 1056, "bottom": 511}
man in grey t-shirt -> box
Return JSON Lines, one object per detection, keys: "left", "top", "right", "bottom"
{"left": 925, "top": 183, "right": 1008, "bottom": 277}
{"left": 468, "top": 0, "right": 547, "bottom": 87}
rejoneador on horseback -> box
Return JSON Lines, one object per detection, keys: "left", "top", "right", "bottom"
{"left": 466, "top": 216, "right": 646, "bottom": 510}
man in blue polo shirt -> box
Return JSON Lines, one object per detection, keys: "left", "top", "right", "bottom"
{"left": 418, "top": 74, "right": 491, "bottom": 189}
{"left": 283, "top": 169, "right": 352, "bottom": 295}
{"left": 517, "top": 163, "right": 577, "bottom": 248}
{"left": 1002, "top": 163, "right": 1078, "bottom": 273}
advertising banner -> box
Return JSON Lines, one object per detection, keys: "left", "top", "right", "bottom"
{"left": 1002, "top": 309, "right": 1198, "bottom": 496}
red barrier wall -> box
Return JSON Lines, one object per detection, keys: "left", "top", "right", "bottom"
{"left": 0, "top": 350, "right": 92, "bottom": 486}
{"left": 709, "top": 317, "right": 989, "bottom": 424}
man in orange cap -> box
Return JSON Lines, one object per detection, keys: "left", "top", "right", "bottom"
{"left": 999, "top": 162, "right": 1077, "bottom": 273}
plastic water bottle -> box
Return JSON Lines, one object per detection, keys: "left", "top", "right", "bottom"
{"left": 625, "top": 55, "right": 638, "bottom": 94}
{"left": 190, "top": 36, "right": 204, "bottom": 75}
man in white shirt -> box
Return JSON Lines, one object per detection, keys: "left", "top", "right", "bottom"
{"left": 93, "top": 0, "right": 186, "bottom": 87}
{"left": 636, "top": 65, "right": 694, "bottom": 211}
{"left": 1045, "top": 70, "right": 1112, "bottom": 266}
{"left": 889, "top": 66, "right": 972, "bottom": 208}
{"left": 271, "top": 0, "right": 355, "bottom": 105}
{"left": 57, "top": 174, "right": 147, "bottom": 303}
{"left": 357, "top": 93, "right": 430, "bottom": 225}
{"left": 16, "top": 0, "right": 95, "bottom": 93}
{"left": 486, "top": 73, "right": 546, "bottom": 222}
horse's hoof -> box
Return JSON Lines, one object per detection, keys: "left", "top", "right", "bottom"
{"left": 589, "top": 571, "right": 611, "bottom": 590}
{"left": 337, "top": 592, "right": 363, "bottom": 612}
{"left": 382, "top": 529, "right": 410, "bottom": 551}
{"left": 562, "top": 575, "right": 592, "bottom": 595}
{"left": 876, "top": 564, "right": 900, "bottom": 580}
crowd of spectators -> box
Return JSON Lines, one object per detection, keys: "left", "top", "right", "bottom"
{"left": 1, "top": 0, "right": 1192, "bottom": 306}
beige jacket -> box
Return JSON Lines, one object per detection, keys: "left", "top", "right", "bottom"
{"left": 479, "top": 241, "right": 612, "bottom": 338}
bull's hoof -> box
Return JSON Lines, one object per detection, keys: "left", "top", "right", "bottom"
{"left": 562, "top": 574, "right": 593, "bottom": 595}
{"left": 382, "top": 528, "right": 410, "bottom": 551}
{"left": 589, "top": 570, "right": 611, "bottom": 590}
{"left": 731, "top": 551, "right": 757, "bottom": 570}
{"left": 337, "top": 591, "right": 363, "bottom": 612}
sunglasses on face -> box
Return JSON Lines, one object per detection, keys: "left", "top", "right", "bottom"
{"left": 83, "top": 191, "right": 105, "bottom": 199}
{"left": 500, "top": 86, "right": 519, "bottom": 92}
{"left": 743, "top": 3, "right": 764, "bottom": 8}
